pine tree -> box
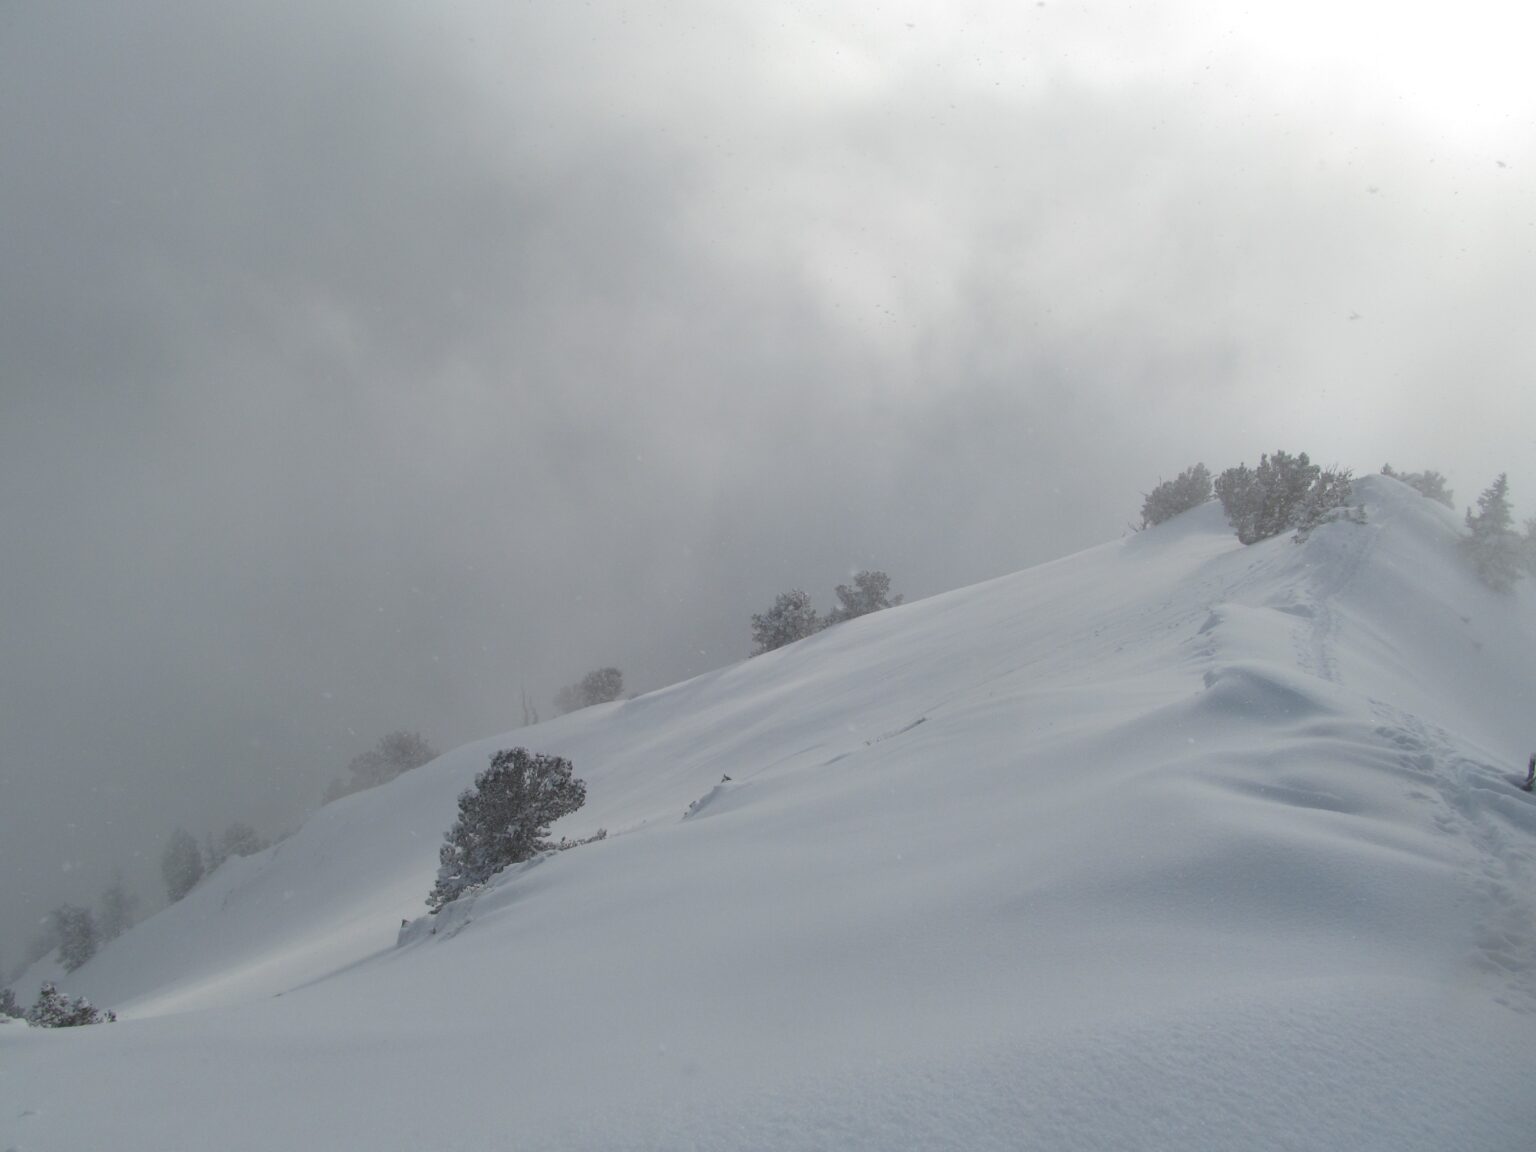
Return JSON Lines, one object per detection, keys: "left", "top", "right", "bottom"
{"left": 828, "top": 571, "right": 902, "bottom": 623}
{"left": 750, "top": 589, "right": 822, "bottom": 654}
{"left": 51, "top": 904, "right": 97, "bottom": 972}
{"left": 97, "top": 878, "right": 139, "bottom": 942}
{"left": 1463, "top": 473, "right": 1520, "bottom": 591}
{"left": 1215, "top": 452, "right": 1353, "bottom": 544}
{"left": 428, "top": 748, "right": 587, "bottom": 911}
{"left": 24, "top": 982, "right": 113, "bottom": 1027}
{"left": 1140, "top": 464, "right": 1213, "bottom": 528}
{"left": 161, "top": 827, "right": 205, "bottom": 902}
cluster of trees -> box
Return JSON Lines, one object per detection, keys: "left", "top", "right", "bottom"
{"left": 553, "top": 667, "right": 625, "bottom": 715}
{"left": 1142, "top": 455, "right": 1532, "bottom": 593}
{"left": 428, "top": 748, "right": 589, "bottom": 911}
{"left": 1137, "top": 452, "right": 1357, "bottom": 543}
{"left": 1, "top": 982, "right": 115, "bottom": 1027}
{"left": 1213, "top": 452, "right": 1358, "bottom": 544}
{"left": 161, "top": 819, "right": 273, "bottom": 905}
{"left": 324, "top": 730, "right": 438, "bottom": 803}
{"left": 12, "top": 875, "right": 143, "bottom": 980}
{"left": 751, "top": 570, "right": 902, "bottom": 655}
{"left": 1380, "top": 464, "right": 1453, "bottom": 508}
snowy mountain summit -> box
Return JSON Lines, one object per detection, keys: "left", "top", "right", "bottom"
{"left": 6, "top": 474, "right": 1535, "bottom": 1151}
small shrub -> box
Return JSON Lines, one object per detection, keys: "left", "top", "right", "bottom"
{"left": 0, "top": 987, "right": 23, "bottom": 1019}
{"left": 24, "top": 982, "right": 115, "bottom": 1027}
{"left": 1139, "top": 464, "right": 1212, "bottom": 528}
{"left": 428, "top": 748, "right": 587, "bottom": 911}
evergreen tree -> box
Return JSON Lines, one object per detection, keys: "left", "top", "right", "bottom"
{"left": 97, "top": 879, "right": 138, "bottom": 943}
{"left": 1140, "top": 464, "right": 1213, "bottom": 528}
{"left": 161, "top": 827, "right": 205, "bottom": 903}
{"left": 0, "top": 987, "right": 23, "bottom": 1019}
{"left": 325, "top": 731, "right": 437, "bottom": 802}
{"left": 1215, "top": 452, "right": 1353, "bottom": 544}
{"left": 1462, "top": 473, "right": 1520, "bottom": 591}
{"left": 829, "top": 571, "right": 902, "bottom": 623}
{"left": 51, "top": 904, "right": 97, "bottom": 973}
{"left": 750, "top": 589, "right": 822, "bottom": 654}
{"left": 24, "top": 982, "right": 113, "bottom": 1027}
{"left": 428, "top": 748, "right": 587, "bottom": 911}
{"left": 553, "top": 668, "right": 625, "bottom": 714}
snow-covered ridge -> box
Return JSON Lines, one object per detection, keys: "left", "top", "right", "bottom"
{"left": 6, "top": 474, "right": 1534, "bottom": 1152}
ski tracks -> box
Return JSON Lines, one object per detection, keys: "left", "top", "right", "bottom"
{"left": 1370, "top": 704, "right": 1536, "bottom": 1010}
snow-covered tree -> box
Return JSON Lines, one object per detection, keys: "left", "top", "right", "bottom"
{"left": 554, "top": 668, "right": 625, "bottom": 714}
{"left": 829, "top": 571, "right": 902, "bottom": 624}
{"left": 161, "top": 827, "right": 204, "bottom": 903}
{"left": 51, "top": 904, "right": 96, "bottom": 973}
{"left": 751, "top": 589, "right": 822, "bottom": 654}
{"left": 96, "top": 880, "right": 138, "bottom": 943}
{"left": 0, "top": 987, "right": 23, "bottom": 1019}
{"left": 1380, "top": 464, "right": 1453, "bottom": 509}
{"left": 24, "top": 982, "right": 114, "bottom": 1027}
{"left": 1462, "top": 473, "right": 1521, "bottom": 592}
{"left": 1139, "top": 464, "right": 1212, "bottom": 528}
{"left": 1215, "top": 452, "right": 1354, "bottom": 544}
{"left": 428, "top": 748, "right": 587, "bottom": 911}
{"left": 325, "top": 731, "right": 437, "bottom": 802}
{"left": 205, "top": 821, "right": 268, "bottom": 873}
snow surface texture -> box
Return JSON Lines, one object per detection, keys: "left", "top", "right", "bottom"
{"left": 5, "top": 475, "right": 1534, "bottom": 1150}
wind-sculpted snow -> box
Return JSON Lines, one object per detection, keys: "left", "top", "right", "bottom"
{"left": 5, "top": 476, "right": 1534, "bottom": 1151}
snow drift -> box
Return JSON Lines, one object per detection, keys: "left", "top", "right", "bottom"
{"left": 5, "top": 475, "right": 1534, "bottom": 1151}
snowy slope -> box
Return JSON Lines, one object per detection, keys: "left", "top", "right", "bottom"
{"left": 5, "top": 475, "right": 1535, "bottom": 1151}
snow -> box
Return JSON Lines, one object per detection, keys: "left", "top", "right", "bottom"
{"left": 5, "top": 475, "right": 1534, "bottom": 1150}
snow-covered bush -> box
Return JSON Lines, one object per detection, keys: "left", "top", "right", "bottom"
{"left": 161, "top": 827, "right": 204, "bottom": 902}
{"left": 1462, "top": 473, "right": 1521, "bottom": 592}
{"left": 0, "top": 987, "right": 22, "bottom": 1019}
{"left": 325, "top": 731, "right": 437, "bottom": 803}
{"left": 751, "top": 589, "right": 822, "bottom": 654}
{"left": 1214, "top": 452, "right": 1355, "bottom": 544}
{"left": 1380, "top": 464, "right": 1453, "bottom": 508}
{"left": 554, "top": 668, "right": 625, "bottom": 715}
{"left": 24, "top": 982, "right": 115, "bottom": 1027}
{"left": 1139, "top": 464, "right": 1212, "bottom": 528}
{"left": 51, "top": 904, "right": 97, "bottom": 973}
{"left": 828, "top": 571, "right": 902, "bottom": 624}
{"left": 428, "top": 748, "right": 587, "bottom": 911}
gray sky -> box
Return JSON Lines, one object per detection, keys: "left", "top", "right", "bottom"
{"left": 3, "top": 0, "right": 1534, "bottom": 962}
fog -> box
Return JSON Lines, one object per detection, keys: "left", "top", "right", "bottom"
{"left": 3, "top": 0, "right": 1533, "bottom": 966}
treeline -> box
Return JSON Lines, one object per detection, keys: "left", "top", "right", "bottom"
{"left": 1135, "top": 453, "right": 1535, "bottom": 591}
{"left": 750, "top": 570, "right": 903, "bottom": 655}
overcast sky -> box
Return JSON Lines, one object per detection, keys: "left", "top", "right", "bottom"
{"left": 3, "top": 0, "right": 1534, "bottom": 962}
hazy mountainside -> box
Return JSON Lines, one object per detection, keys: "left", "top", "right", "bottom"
{"left": 5, "top": 475, "right": 1534, "bottom": 1151}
